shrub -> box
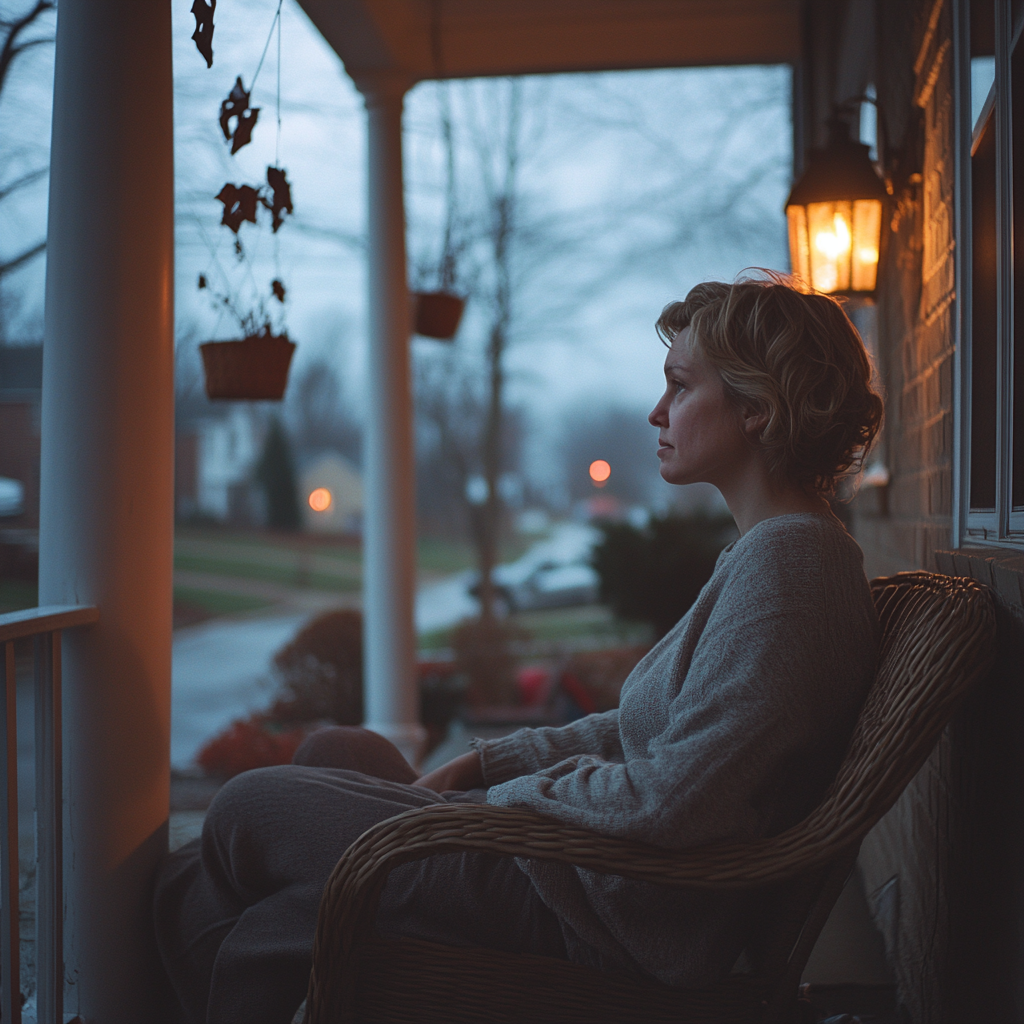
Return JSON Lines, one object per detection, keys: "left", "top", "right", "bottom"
{"left": 451, "top": 616, "right": 531, "bottom": 707}
{"left": 271, "top": 609, "right": 364, "bottom": 725}
{"left": 196, "top": 715, "right": 307, "bottom": 777}
{"left": 592, "top": 512, "right": 736, "bottom": 638}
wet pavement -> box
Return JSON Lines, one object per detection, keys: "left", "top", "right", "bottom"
{"left": 171, "top": 613, "right": 309, "bottom": 768}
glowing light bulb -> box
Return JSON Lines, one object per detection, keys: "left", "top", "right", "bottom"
{"left": 308, "top": 487, "right": 332, "bottom": 512}
{"left": 814, "top": 214, "right": 852, "bottom": 261}
{"left": 833, "top": 212, "right": 851, "bottom": 252}
{"left": 589, "top": 460, "right": 611, "bottom": 486}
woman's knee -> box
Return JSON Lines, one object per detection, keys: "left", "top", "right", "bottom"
{"left": 291, "top": 726, "right": 419, "bottom": 783}
{"left": 203, "top": 766, "right": 298, "bottom": 843}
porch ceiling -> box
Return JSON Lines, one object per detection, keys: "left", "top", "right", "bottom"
{"left": 297, "top": 0, "right": 801, "bottom": 83}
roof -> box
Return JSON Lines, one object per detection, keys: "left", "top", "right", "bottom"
{"left": 297, "top": 0, "right": 801, "bottom": 83}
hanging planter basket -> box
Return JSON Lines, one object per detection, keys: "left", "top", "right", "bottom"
{"left": 413, "top": 291, "right": 466, "bottom": 341}
{"left": 200, "top": 332, "right": 296, "bottom": 400}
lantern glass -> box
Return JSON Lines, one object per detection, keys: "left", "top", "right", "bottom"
{"left": 786, "top": 197, "right": 882, "bottom": 294}
{"left": 786, "top": 204, "right": 810, "bottom": 288}
{"left": 851, "top": 199, "right": 882, "bottom": 291}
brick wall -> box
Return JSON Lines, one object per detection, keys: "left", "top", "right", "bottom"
{"left": 851, "top": 0, "right": 955, "bottom": 580}
{"left": 840, "top": 7, "right": 1024, "bottom": 1019}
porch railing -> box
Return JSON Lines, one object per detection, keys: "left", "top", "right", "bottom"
{"left": 0, "top": 605, "right": 99, "bottom": 1024}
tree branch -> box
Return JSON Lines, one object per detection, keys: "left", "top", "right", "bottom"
{"left": 0, "top": 0, "right": 55, "bottom": 96}
{"left": 0, "top": 165, "right": 46, "bottom": 203}
{"left": 0, "top": 239, "right": 45, "bottom": 279}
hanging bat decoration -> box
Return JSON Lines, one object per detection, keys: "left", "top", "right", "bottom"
{"left": 216, "top": 184, "right": 261, "bottom": 233}
{"left": 271, "top": 279, "right": 286, "bottom": 303}
{"left": 219, "top": 77, "right": 260, "bottom": 155}
{"left": 262, "top": 167, "right": 294, "bottom": 232}
{"left": 191, "top": 0, "right": 216, "bottom": 68}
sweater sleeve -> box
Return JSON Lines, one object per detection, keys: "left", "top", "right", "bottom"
{"left": 471, "top": 710, "right": 623, "bottom": 786}
{"left": 485, "top": 525, "right": 877, "bottom": 850}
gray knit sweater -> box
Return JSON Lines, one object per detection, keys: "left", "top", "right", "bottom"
{"left": 472, "top": 513, "right": 878, "bottom": 987}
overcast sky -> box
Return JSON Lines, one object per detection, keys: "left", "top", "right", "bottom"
{"left": 0, "top": 0, "right": 792, "bottom": 499}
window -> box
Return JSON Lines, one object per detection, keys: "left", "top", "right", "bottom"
{"left": 955, "top": 0, "right": 1024, "bottom": 546}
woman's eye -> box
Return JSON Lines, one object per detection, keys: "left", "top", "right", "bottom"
{"left": 672, "top": 380, "right": 686, "bottom": 394}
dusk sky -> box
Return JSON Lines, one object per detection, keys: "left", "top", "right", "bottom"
{"left": 1, "top": 0, "right": 792, "bottom": 498}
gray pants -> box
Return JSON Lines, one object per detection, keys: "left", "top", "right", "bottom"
{"left": 153, "top": 729, "right": 568, "bottom": 1024}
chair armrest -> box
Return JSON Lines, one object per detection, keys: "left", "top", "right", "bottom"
{"left": 306, "top": 801, "right": 850, "bottom": 1022}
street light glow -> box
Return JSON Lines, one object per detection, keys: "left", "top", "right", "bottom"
{"left": 589, "top": 460, "right": 611, "bottom": 486}
{"left": 308, "top": 487, "right": 332, "bottom": 512}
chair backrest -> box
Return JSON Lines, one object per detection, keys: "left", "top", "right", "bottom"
{"left": 687, "top": 572, "right": 996, "bottom": 888}
{"left": 801, "top": 572, "right": 995, "bottom": 851}
{"left": 757, "top": 572, "right": 997, "bottom": 1009}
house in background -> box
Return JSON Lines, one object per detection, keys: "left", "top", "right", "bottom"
{"left": 0, "top": 344, "right": 41, "bottom": 529}
{"left": 175, "top": 407, "right": 264, "bottom": 524}
{"left": 299, "top": 451, "right": 363, "bottom": 535}
{"left": 0, "top": 345, "right": 42, "bottom": 587}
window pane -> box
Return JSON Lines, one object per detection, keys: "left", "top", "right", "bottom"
{"left": 1016, "top": 318, "right": 1024, "bottom": 508}
{"left": 1015, "top": 32, "right": 1024, "bottom": 508}
{"left": 972, "top": 56, "right": 995, "bottom": 131}
{"left": 972, "top": 105, "right": 998, "bottom": 510}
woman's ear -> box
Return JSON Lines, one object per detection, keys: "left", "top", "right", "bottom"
{"left": 741, "top": 406, "right": 769, "bottom": 440}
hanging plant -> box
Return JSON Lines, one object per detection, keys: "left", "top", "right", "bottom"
{"left": 198, "top": 279, "right": 295, "bottom": 401}
{"left": 195, "top": 0, "right": 297, "bottom": 402}
{"left": 413, "top": 291, "right": 466, "bottom": 340}
{"left": 200, "top": 328, "right": 296, "bottom": 401}
{"left": 413, "top": 237, "right": 466, "bottom": 340}
{"left": 215, "top": 168, "right": 293, "bottom": 234}
{"left": 190, "top": 0, "right": 216, "bottom": 68}
{"left": 219, "top": 76, "right": 260, "bottom": 154}
{"left": 413, "top": 84, "right": 468, "bottom": 341}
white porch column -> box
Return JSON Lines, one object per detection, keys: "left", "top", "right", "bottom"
{"left": 39, "top": 1, "right": 173, "bottom": 1019}
{"left": 356, "top": 74, "right": 426, "bottom": 765}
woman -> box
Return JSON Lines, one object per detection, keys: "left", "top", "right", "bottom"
{"left": 155, "top": 274, "right": 884, "bottom": 1023}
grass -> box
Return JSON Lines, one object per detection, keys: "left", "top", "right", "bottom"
{"left": 175, "top": 526, "right": 533, "bottom": 584}
{"left": 0, "top": 580, "right": 37, "bottom": 615}
{"left": 175, "top": 524, "right": 361, "bottom": 560}
{"left": 415, "top": 535, "right": 532, "bottom": 575}
{"left": 514, "top": 605, "right": 653, "bottom": 645}
{"left": 417, "top": 604, "right": 653, "bottom": 653}
{"left": 173, "top": 586, "right": 273, "bottom": 616}
{"left": 173, "top": 552, "right": 360, "bottom": 592}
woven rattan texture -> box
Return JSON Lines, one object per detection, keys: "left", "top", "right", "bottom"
{"left": 305, "top": 572, "right": 996, "bottom": 1023}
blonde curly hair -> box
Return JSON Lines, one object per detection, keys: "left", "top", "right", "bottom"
{"left": 656, "top": 272, "right": 884, "bottom": 494}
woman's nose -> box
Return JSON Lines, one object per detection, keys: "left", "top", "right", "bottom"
{"left": 649, "top": 397, "right": 667, "bottom": 427}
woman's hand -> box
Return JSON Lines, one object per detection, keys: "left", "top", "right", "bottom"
{"left": 412, "top": 750, "right": 485, "bottom": 793}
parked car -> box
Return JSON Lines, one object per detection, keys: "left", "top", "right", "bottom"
{"left": 0, "top": 477, "right": 24, "bottom": 518}
{"left": 469, "top": 523, "right": 601, "bottom": 613}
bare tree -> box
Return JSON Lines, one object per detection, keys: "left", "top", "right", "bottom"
{"left": 467, "top": 81, "right": 523, "bottom": 620}
{"left": 414, "top": 348, "right": 481, "bottom": 536}
{"left": 409, "top": 68, "right": 790, "bottom": 616}
{"left": 0, "top": 0, "right": 53, "bottom": 289}
{"left": 288, "top": 358, "right": 361, "bottom": 466}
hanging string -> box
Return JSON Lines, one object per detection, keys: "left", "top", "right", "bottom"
{"left": 250, "top": 0, "right": 283, "bottom": 93}
{"left": 273, "top": 0, "right": 283, "bottom": 296}
{"left": 275, "top": 4, "right": 282, "bottom": 166}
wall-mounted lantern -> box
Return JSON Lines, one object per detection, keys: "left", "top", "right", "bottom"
{"left": 785, "top": 119, "right": 887, "bottom": 294}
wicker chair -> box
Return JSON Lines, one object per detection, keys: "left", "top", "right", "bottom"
{"left": 303, "top": 572, "right": 996, "bottom": 1023}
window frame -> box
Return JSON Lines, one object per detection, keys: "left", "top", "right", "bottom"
{"left": 954, "top": 0, "right": 1024, "bottom": 548}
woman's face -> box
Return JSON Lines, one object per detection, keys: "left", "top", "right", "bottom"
{"left": 648, "top": 327, "right": 751, "bottom": 487}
